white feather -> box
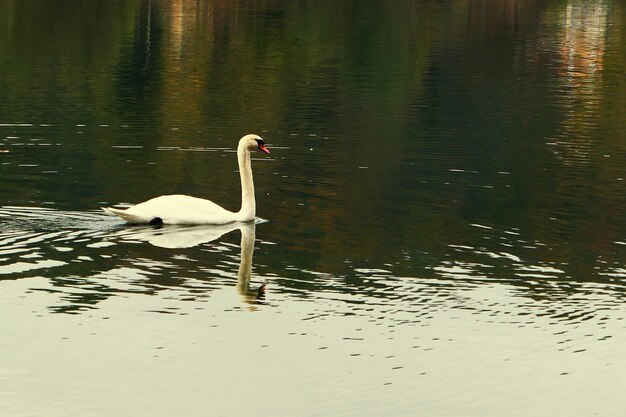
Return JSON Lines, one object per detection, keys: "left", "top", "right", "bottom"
{"left": 102, "top": 134, "right": 269, "bottom": 225}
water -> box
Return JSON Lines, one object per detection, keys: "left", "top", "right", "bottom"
{"left": 1, "top": 1, "right": 625, "bottom": 416}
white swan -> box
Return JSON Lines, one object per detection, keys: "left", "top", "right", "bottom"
{"left": 102, "top": 134, "right": 270, "bottom": 225}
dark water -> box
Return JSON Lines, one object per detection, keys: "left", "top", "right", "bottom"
{"left": 1, "top": 1, "right": 625, "bottom": 416}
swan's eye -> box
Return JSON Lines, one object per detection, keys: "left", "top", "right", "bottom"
{"left": 254, "top": 138, "right": 265, "bottom": 146}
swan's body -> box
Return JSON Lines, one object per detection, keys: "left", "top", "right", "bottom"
{"left": 102, "top": 134, "right": 270, "bottom": 225}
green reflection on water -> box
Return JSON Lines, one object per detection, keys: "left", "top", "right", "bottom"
{"left": 0, "top": 0, "right": 624, "bottom": 284}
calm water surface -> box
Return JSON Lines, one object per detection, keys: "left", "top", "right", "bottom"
{"left": 1, "top": 1, "right": 625, "bottom": 416}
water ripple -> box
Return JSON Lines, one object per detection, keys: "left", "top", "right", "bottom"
{"left": 0, "top": 206, "right": 269, "bottom": 311}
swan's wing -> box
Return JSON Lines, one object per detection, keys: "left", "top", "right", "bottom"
{"left": 102, "top": 207, "right": 152, "bottom": 224}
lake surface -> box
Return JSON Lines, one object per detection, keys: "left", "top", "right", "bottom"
{"left": 1, "top": 1, "right": 625, "bottom": 416}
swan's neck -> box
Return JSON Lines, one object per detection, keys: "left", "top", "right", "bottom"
{"left": 237, "top": 145, "right": 255, "bottom": 221}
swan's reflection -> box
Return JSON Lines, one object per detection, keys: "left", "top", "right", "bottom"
{"left": 235, "top": 223, "right": 267, "bottom": 304}
{"left": 111, "top": 222, "right": 250, "bottom": 249}
{"left": 110, "top": 221, "right": 266, "bottom": 304}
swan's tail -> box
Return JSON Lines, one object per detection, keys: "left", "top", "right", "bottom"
{"left": 101, "top": 207, "right": 146, "bottom": 224}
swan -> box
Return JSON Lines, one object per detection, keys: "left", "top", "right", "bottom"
{"left": 102, "top": 134, "right": 270, "bottom": 225}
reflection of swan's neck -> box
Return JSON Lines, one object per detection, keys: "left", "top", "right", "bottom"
{"left": 237, "top": 144, "right": 255, "bottom": 221}
{"left": 236, "top": 224, "right": 255, "bottom": 297}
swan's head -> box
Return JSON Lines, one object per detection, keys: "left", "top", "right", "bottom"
{"left": 240, "top": 134, "right": 270, "bottom": 154}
